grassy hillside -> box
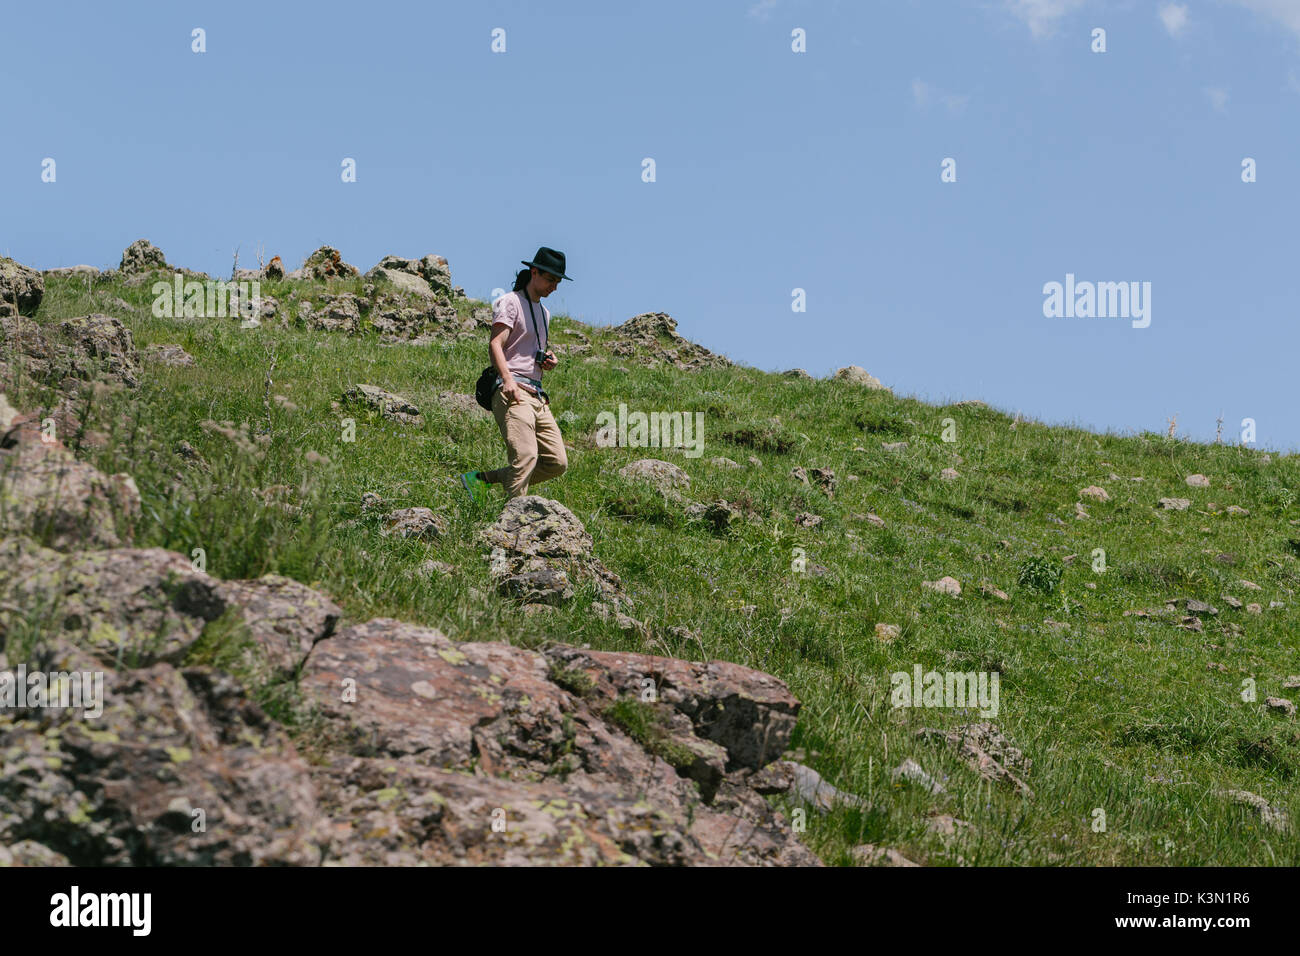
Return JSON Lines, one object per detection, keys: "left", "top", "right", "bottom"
{"left": 16, "top": 270, "right": 1300, "bottom": 866}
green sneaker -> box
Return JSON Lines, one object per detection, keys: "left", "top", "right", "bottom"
{"left": 460, "top": 470, "right": 490, "bottom": 503}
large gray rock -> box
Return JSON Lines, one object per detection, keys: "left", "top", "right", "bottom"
{"left": 299, "top": 293, "right": 362, "bottom": 333}
{"left": 0, "top": 415, "right": 140, "bottom": 550}
{"left": 0, "top": 257, "right": 44, "bottom": 317}
{"left": 364, "top": 264, "right": 436, "bottom": 298}
{"left": 342, "top": 384, "right": 423, "bottom": 425}
{"left": 833, "top": 365, "right": 890, "bottom": 391}
{"left": 606, "top": 313, "right": 730, "bottom": 372}
{"left": 481, "top": 495, "right": 630, "bottom": 608}
{"left": 119, "top": 239, "right": 169, "bottom": 274}
{"left": 618, "top": 458, "right": 691, "bottom": 493}
{"left": 56, "top": 313, "right": 141, "bottom": 388}
{"left": 300, "top": 616, "right": 819, "bottom": 865}
{"left": 0, "top": 534, "right": 340, "bottom": 675}
{"left": 0, "top": 642, "right": 327, "bottom": 865}
{"left": 363, "top": 255, "right": 452, "bottom": 298}
{"left": 301, "top": 246, "right": 359, "bottom": 280}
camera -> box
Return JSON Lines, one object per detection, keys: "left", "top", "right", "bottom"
{"left": 535, "top": 349, "right": 553, "bottom": 365}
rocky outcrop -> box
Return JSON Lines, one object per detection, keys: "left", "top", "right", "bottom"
{"left": 618, "top": 458, "right": 690, "bottom": 495}
{"left": 300, "top": 617, "right": 817, "bottom": 865}
{"left": 481, "top": 496, "right": 631, "bottom": 610}
{"left": 0, "top": 257, "right": 44, "bottom": 317}
{"left": 0, "top": 411, "right": 140, "bottom": 549}
{"left": 119, "top": 239, "right": 169, "bottom": 275}
{"left": 299, "top": 293, "right": 362, "bottom": 334}
{"left": 341, "top": 384, "right": 423, "bottom": 425}
{"left": 301, "top": 246, "right": 360, "bottom": 280}
{"left": 606, "top": 313, "right": 730, "bottom": 371}
{"left": 0, "top": 312, "right": 140, "bottom": 396}
{"left": 0, "top": 258, "right": 824, "bottom": 868}
{"left": 364, "top": 255, "right": 453, "bottom": 298}
{"left": 833, "top": 365, "right": 890, "bottom": 391}
{"left": 0, "top": 641, "right": 328, "bottom": 865}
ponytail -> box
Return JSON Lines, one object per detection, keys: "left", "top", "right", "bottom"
{"left": 512, "top": 267, "right": 532, "bottom": 292}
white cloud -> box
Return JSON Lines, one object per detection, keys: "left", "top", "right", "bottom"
{"left": 912, "top": 78, "right": 970, "bottom": 113}
{"left": 1002, "top": 0, "right": 1088, "bottom": 38}
{"left": 747, "top": 0, "right": 780, "bottom": 21}
{"left": 1229, "top": 0, "right": 1300, "bottom": 39}
{"left": 1159, "top": 2, "right": 1190, "bottom": 35}
{"left": 1205, "top": 86, "right": 1230, "bottom": 112}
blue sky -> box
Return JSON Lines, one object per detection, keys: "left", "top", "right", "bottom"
{"left": 5, "top": 0, "right": 1299, "bottom": 450}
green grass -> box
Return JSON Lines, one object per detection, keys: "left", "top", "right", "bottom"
{"left": 10, "top": 270, "right": 1300, "bottom": 865}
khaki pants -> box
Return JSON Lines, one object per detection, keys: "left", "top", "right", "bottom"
{"left": 483, "top": 386, "right": 567, "bottom": 499}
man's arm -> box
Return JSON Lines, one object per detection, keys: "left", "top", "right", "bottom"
{"left": 490, "top": 322, "right": 532, "bottom": 402}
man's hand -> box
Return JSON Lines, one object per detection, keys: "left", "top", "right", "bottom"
{"left": 502, "top": 379, "right": 525, "bottom": 405}
{"left": 541, "top": 350, "right": 558, "bottom": 371}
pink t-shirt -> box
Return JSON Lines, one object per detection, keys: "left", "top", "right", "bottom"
{"left": 492, "top": 290, "right": 550, "bottom": 386}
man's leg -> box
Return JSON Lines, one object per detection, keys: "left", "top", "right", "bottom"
{"left": 526, "top": 399, "right": 568, "bottom": 487}
{"left": 487, "top": 388, "right": 539, "bottom": 499}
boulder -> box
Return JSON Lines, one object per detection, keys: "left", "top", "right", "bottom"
{"left": 833, "top": 366, "right": 889, "bottom": 391}
{"left": 618, "top": 458, "right": 690, "bottom": 494}
{"left": 300, "top": 618, "right": 818, "bottom": 865}
{"left": 0, "top": 416, "right": 139, "bottom": 550}
{"left": 142, "top": 343, "right": 195, "bottom": 367}
{"left": 301, "top": 246, "right": 359, "bottom": 279}
{"left": 300, "top": 293, "right": 363, "bottom": 333}
{"left": 56, "top": 313, "right": 141, "bottom": 389}
{"left": 0, "top": 646, "right": 327, "bottom": 864}
{"left": 119, "top": 239, "right": 169, "bottom": 274}
{"left": 606, "top": 313, "right": 730, "bottom": 372}
{"left": 481, "top": 495, "right": 629, "bottom": 608}
{"left": 0, "top": 257, "right": 44, "bottom": 317}
{"left": 342, "top": 384, "right": 423, "bottom": 426}
{"left": 381, "top": 507, "right": 447, "bottom": 540}
{"left": 916, "top": 723, "right": 1032, "bottom": 796}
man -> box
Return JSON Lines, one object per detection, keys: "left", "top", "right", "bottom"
{"left": 460, "top": 246, "right": 572, "bottom": 502}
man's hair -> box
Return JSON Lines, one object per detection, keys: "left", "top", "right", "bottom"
{"left": 512, "top": 267, "right": 532, "bottom": 292}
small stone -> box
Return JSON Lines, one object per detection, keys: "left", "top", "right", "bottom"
{"left": 892, "top": 759, "right": 945, "bottom": 795}
{"left": 922, "top": 576, "right": 961, "bottom": 597}
{"left": 940, "top": 468, "right": 960, "bottom": 480}
{"left": 852, "top": 844, "right": 919, "bottom": 867}
{"left": 1265, "top": 697, "right": 1296, "bottom": 716}
{"left": 925, "top": 814, "right": 973, "bottom": 837}
{"left": 1159, "top": 498, "right": 1191, "bottom": 511}
{"left": 1185, "top": 474, "right": 1210, "bottom": 487}
{"left": 874, "top": 623, "right": 900, "bottom": 643}
{"left": 1246, "top": 603, "right": 1263, "bottom": 614}
{"left": 1080, "top": 486, "right": 1110, "bottom": 501}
